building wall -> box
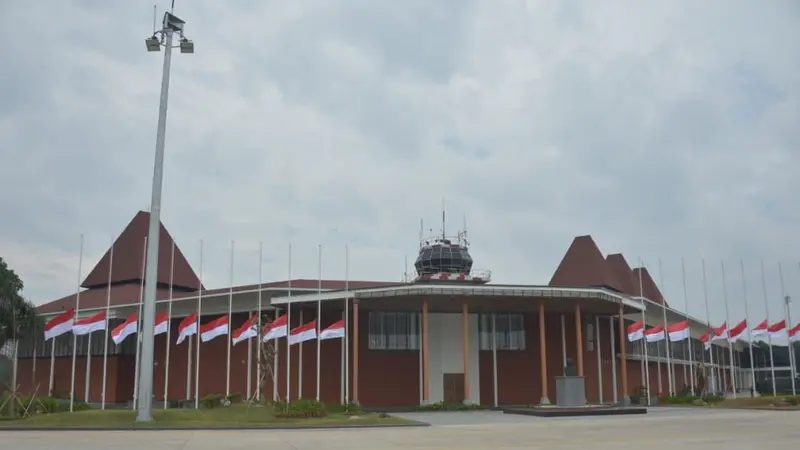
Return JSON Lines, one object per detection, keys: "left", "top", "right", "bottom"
{"left": 15, "top": 306, "right": 729, "bottom": 406}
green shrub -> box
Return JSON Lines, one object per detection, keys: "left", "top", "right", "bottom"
{"left": 72, "top": 400, "right": 91, "bottom": 411}
{"left": 415, "top": 401, "right": 484, "bottom": 411}
{"left": 273, "top": 399, "right": 328, "bottom": 418}
{"left": 226, "top": 392, "right": 243, "bottom": 404}
{"left": 200, "top": 393, "right": 223, "bottom": 409}
{"left": 37, "top": 396, "right": 62, "bottom": 414}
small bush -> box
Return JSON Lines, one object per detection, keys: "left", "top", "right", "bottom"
{"left": 200, "top": 393, "right": 223, "bottom": 409}
{"left": 326, "top": 402, "right": 363, "bottom": 415}
{"left": 37, "top": 396, "right": 62, "bottom": 414}
{"left": 72, "top": 400, "right": 91, "bottom": 411}
{"left": 273, "top": 399, "right": 328, "bottom": 418}
{"left": 226, "top": 393, "right": 243, "bottom": 404}
{"left": 415, "top": 401, "right": 484, "bottom": 411}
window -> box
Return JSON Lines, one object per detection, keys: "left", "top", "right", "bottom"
{"left": 478, "top": 313, "right": 526, "bottom": 351}
{"left": 368, "top": 312, "right": 419, "bottom": 350}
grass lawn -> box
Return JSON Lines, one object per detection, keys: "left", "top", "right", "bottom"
{"left": 713, "top": 396, "right": 800, "bottom": 410}
{"left": 0, "top": 405, "right": 415, "bottom": 428}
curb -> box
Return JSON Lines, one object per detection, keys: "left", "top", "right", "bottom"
{"left": 0, "top": 421, "right": 430, "bottom": 432}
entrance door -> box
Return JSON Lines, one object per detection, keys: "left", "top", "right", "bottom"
{"left": 443, "top": 373, "right": 465, "bottom": 404}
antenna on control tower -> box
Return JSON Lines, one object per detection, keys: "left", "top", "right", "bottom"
{"left": 441, "top": 199, "right": 446, "bottom": 239}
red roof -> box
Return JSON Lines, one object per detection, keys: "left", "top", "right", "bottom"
{"left": 548, "top": 235, "right": 624, "bottom": 292}
{"left": 36, "top": 279, "right": 399, "bottom": 315}
{"left": 631, "top": 267, "right": 668, "bottom": 306}
{"left": 81, "top": 211, "right": 201, "bottom": 291}
{"left": 605, "top": 254, "right": 640, "bottom": 296}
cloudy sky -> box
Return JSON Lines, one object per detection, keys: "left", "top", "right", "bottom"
{"left": 1, "top": 0, "right": 798, "bottom": 326}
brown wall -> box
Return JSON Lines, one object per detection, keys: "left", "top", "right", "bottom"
{"left": 14, "top": 308, "right": 703, "bottom": 406}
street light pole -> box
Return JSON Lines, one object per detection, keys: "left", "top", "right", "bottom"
{"left": 137, "top": 10, "right": 193, "bottom": 423}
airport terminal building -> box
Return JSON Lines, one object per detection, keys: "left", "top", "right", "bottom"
{"left": 14, "top": 211, "right": 744, "bottom": 406}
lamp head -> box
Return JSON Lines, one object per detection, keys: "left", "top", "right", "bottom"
{"left": 145, "top": 35, "right": 161, "bottom": 52}
{"left": 180, "top": 38, "right": 194, "bottom": 54}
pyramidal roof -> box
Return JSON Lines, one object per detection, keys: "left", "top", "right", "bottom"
{"left": 548, "top": 235, "right": 624, "bottom": 292}
{"left": 81, "top": 211, "right": 201, "bottom": 290}
{"left": 605, "top": 254, "right": 639, "bottom": 297}
{"left": 631, "top": 267, "right": 667, "bottom": 306}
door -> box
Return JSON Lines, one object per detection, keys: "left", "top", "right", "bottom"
{"left": 443, "top": 373, "right": 465, "bottom": 404}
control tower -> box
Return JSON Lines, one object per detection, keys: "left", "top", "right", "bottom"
{"left": 409, "top": 210, "right": 491, "bottom": 284}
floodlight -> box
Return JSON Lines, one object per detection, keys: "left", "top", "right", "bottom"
{"left": 179, "top": 38, "right": 194, "bottom": 54}
{"left": 145, "top": 36, "right": 161, "bottom": 52}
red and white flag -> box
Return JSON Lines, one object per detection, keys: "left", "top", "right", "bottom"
{"left": 644, "top": 324, "right": 665, "bottom": 342}
{"left": 44, "top": 309, "right": 75, "bottom": 341}
{"left": 176, "top": 313, "right": 198, "bottom": 345}
{"left": 788, "top": 323, "right": 800, "bottom": 343}
{"left": 627, "top": 320, "right": 644, "bottom": 342}
{"left": 263, "top": 314, "right": 288, "bottom": 342}
{"left": 728, "top": 319, "right": 747, "bottom": 341}
{"left": 667, "top": 320, "right": 690, "bottom": 342}
{"left": 72, "top": 311, "right": 107, "bottom": 335}
{"left": 288, "top": 320, "right": 317, "bottom": 345}
{"left": 700, "top": 329, "right": 713, "bottom": 350}
{"left": 750, "top": 320, "right": 769, "bottom": 339}
{"left": 767, "top": 320, "right": 787, "bottom": 340}
{"left": 200, "top": 316, "right": 229, "bottom": 343}
{"left": 319, "top": 320, "right": 345, "bottom": 341}
{"left": 710, "top": 322, "right": 728, "bottom": 342}
{"left": 232, "top": 315, "right": 258, "bottom": 346}
{"left": 111, "top": 313, "right": 138, "bottom": 345}
{"left": 154, "top": 311, "right": 169, "bottom": 336}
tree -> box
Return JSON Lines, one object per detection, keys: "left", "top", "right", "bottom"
{"left": 0, "top": 257, "right": 41, "bottom": 350}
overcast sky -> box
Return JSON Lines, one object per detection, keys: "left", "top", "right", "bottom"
{"left": 1, "top": 1, "right": 798, "bottom": 328}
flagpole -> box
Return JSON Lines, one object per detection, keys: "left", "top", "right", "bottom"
{"left": 163, "top": 242, "right": 175, "bottom": 409}
{"left": 738, "top": 261, "right": 756, "bottom": 396}
{"left": 343, "top": 245, "right": 348, "bottom": 404}
{"left": 255, "top": 242, "right": 264, "bottom": 402}
{"left": 132, "top": 237, "right": 147, "bottom": 410}
{"left": 286, "top": 244, "right": 293, "bottom": 402}
{"left": 226, "top": 240, "right": 234, "bottom": 398}
{"left": 48, "top": 338, "right": 55, "bottom": 396}
{"left": 701, "top": 259, "right": 716, "bottom": 393}
{"left": 316, "top": 244, "right": 322, "bottom": 402}
{"left": 101, "top": 239, "right": 114, "bottom": 409}
{"left": 720, "top": 260, "right": 736, "bottom": 398}
{"left": 69, "top": 233, "right": 84, "bottom": 413}
{"left": 680, "top": 258, "right": 695, "bottom": 395}
{"left": 194, "top": 240, "right": 204, "bottom": 409}
{"left": 186, "top": 331, "right": 192, "bottom": 401}
{"left": 658, "top": 258, "right": 674, "bottom": 396}
{"left": 246, "top": 308, "right": 252, "bottom": 400}
{"left": 778, "top": 263, "right": 796, "bottom": 396}
{"left": 298, "top": 307, "right": 304, "bottom": 400}
{"left": 84, "top": 333, "right": 92, "bottom": 403}
{"left": 761, "top": 260, "right": 776, "bottom": 396}
{"left": 636, "top": 259, "right": 651, "bottom": 402}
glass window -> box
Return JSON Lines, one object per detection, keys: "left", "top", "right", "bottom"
{"left": 478, "top": 313, "right": 525, "bottom": 351}
{"left": 368, "top": 312, "right": 419, "bottom": 350}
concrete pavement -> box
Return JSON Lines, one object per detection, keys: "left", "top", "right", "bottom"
{"left": 2, "top": 407, "right": 798, "bottom": 449}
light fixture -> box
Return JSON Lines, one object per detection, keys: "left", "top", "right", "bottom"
{"left": 145, "top": 35, "right": 161, "bottom": 52}
{"left": 179, "top": 38, "right": 194, "bottom": 54}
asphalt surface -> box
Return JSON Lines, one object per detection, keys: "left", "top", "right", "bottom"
{"left": 1, "top": 407, "right": 798, "bottom": 449}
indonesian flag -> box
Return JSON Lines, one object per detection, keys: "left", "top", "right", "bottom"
{"left": 667, "top": 320, "right": 690, "bottom": 342}
{"left": 710, "top": 323, "right": 728, "bottom": 342}
{"left": 700, "top": 330, "right": 712, "bottom": 350}
{"left": 44, "top": 309, "right": 75, "bottom": 341}
{"left": 627, "top": 320, "right": 644, "bottom": 342}
{"left": 154, "top": 311, "right": 169, "bottom": 336}
{"left": 200, "top": 316, "right": 229, "bottom": 343}
{"left": 789, "top": 323, "right": 800, "bottom": 342}
{"left": 232, "top": 315, "right": 258, "bottom": 346}
{"left": 767, "top": 320, "right": 787, "bottom": 340}
{"left": 72, "top": 311, "right": 107, "bottom": 335}
{"left": 750, "top": 320, "right": 769, "bottom": 339}
{"left": 288, "top": 320, "right": 317, "bottom": 345}
{"left": 728, "top": 319, "right": 747, "bottom": 341}
{"left": 176, "top": 313, "right": 198, "bottom": 345}
{"left": 319, "top": 320, "right": 345, "bottom": 340}
{"left": 263, "top": 314, "right": 288, "bottom": 342}
{"left": 644, "top": 324, "right": 665, "bottom": 342}
{"left": 111, "top": 313, "right": 138, "bottom": 345}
